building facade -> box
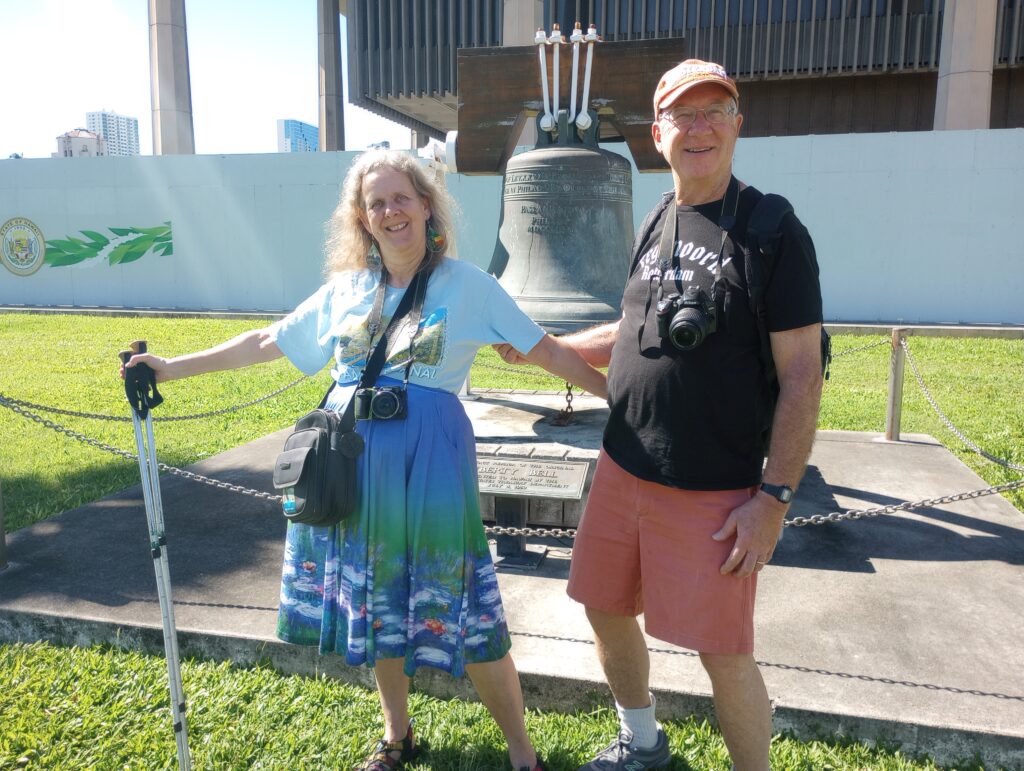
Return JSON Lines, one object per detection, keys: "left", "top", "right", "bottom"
{"left": 86, "top": 111, "right": 140, "bottom": 156}
{"left": 277, "top": 119, "right": 320, "bottom": 152}
{"left": 53, "top": 129, "right": 106, "bottom": 158}
{"left": 343, "top": 0, "right": 1024, "bottom": 140}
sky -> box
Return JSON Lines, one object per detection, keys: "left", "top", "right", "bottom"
{"left": 0, "top": 0, "right": 411, "bottom": 159}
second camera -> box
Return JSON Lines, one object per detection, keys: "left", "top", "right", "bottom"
{"left": 353, "top": 386, "right": 407, "bottom": 420}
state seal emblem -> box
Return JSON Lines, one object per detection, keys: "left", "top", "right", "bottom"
{"left": 1, "top": 217, "right": 46, "bottom": 276}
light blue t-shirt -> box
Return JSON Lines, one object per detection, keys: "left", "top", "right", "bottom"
{"left": 269, "top": 259, "right": 545, "bottom": 393}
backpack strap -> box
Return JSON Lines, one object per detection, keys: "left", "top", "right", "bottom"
{"left": 627, "top": 190, "right": 675, "bottom": 279}
{"left": 745, "top": 192, "right": 831, "bottom": 407}
{"left": 744, "top": 191, "right": 795, "bottom": 389}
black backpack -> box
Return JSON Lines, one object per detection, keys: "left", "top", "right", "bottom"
{"left": 630, "top": 188, "right": 831, "bottom": 437}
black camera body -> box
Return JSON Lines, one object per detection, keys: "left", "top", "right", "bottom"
{"left": 656, "top": 285, "right": 718, "bottom": 351}
{"left": 353, "top": 386, "right": 407, "bottom": 420}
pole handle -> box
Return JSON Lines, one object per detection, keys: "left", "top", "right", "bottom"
{"left": 121, "top": 340, "right": 163, "bottom": 417}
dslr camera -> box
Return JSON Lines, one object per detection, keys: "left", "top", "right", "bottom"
{"left": 656, "top": 285, "right": 718, "bottom": 351}
{"left": 353, "top": 386, "right": 407, "bottom": 421}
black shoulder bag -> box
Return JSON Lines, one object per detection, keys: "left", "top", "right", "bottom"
{"left": 271, "top": 267, "right": 427, "bottom": 527}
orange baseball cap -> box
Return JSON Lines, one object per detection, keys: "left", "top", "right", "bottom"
{"left": 653, "top": 59, "right": 739, "bottom": 115}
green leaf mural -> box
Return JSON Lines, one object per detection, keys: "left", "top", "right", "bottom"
{"left": 44, "top": 222, "right": 173, "bottom": 268}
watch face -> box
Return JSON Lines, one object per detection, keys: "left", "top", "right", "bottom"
{"left": 762, "top": 483, "right": 793, "bottom": 503}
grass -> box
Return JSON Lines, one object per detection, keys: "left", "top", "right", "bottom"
{"left": 0, "top": 640, "right": 979, "bottom": 770}
{"left": 1, "top": 314, "right": 1021, "bottom": 530}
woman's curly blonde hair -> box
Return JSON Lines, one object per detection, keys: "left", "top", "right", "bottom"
{"left": 323, "top": 148, "right": 455, "bottom": 276}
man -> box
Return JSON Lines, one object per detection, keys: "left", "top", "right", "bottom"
{"left": 499, "top": 59, "right": 824, "bottom": 771}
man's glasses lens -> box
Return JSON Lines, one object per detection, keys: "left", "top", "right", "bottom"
{"left": 664, "top": 105, "right": 733, "bottom": 125}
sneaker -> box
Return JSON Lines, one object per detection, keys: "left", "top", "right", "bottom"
{"left": 519, "top": 761, "right": 547, "bottom": 771}
{"left": 357, "top": 722, "right": 424, "bottom": 770}
{"left": 577, "top": 728, "right": 670, "bottom": 770}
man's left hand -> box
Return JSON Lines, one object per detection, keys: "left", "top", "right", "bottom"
{"left": 712, "top": 492, "right": 787, "bottom": 578}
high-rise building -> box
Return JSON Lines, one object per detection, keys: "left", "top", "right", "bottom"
{"left": 53, "top": 129, "right": 106, "bottom": 158}
{"left": 86, "top": 111, "right": 140, "bottom": 156}
{"left": 277, "top": 119, "right": 319, "bottom": 152}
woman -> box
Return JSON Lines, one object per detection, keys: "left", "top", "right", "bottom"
{"left": 123, "top": 149, "right": 607, "bottom": 771}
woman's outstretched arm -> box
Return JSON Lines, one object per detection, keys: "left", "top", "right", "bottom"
{"left": 121, "top": 328, "right": 284, "bottom": 383}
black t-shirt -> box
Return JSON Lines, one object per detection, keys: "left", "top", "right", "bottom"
{"left": 603, "top": 183, "right": 823, "bottom": 490}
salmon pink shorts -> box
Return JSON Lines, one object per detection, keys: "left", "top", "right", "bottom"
{"left": 567, "top": 450, "right": 758, "bottom": 654}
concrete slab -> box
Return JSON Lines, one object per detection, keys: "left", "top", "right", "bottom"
{"left": 1, "top": 391, "right": 1023, "bottom": 768}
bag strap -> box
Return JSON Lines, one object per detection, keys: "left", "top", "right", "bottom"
{"left": 319, "top": 267, "right": 428, "bottom": 427}
{"left": 743, "top": 190, "right": 790, "bottom": 386}
{"left": 627, "top": 191, "right": 675, "bottom": 280}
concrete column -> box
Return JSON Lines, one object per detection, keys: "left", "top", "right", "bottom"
{"left": 934, "top": 0, "right": 999, "bottom": 130}
{"left": 148, "top": 0, "right": 195, "bottom": 154}
{"left": 318, "top": 0, "right": 346, "bottom": 151}
{"left": 502, "top": 0, "right": 545, "bottom": 45}
{"left": 503, "top": 0, "right": 545, "bottom": 147}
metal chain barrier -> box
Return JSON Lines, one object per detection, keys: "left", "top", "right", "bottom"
{"left": 0, "top": 375, "right": 310, "bottom": 423}
{"left": 830, "top": 336, "right": 889, "bottom": 358}
{"left": 901, "top": 338, "right": 1024, "bottom": 473}
{"left": 5, "top": 392, "right": 1023, "bottom": 537}
{"left": 0, "top": 395, "right": 284, "bottom": 504}
{"left": 3, "top": 337, "right": 1021, "bottom": 539}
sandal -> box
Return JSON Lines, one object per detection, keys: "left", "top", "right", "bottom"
{"left": 357, "top": 722, "right": 423, "bottom": 771}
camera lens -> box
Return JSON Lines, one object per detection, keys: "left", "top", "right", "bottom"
{"left": 353, "top": 388, "right": 373, "bottom": 420}
{"left": 669, "top": 309, "right": 707, "bottom": 351}
{"left": 370, "top": 390, "right": 401, "bottom": 420}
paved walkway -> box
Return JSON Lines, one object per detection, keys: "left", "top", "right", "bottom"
{"left": 1, "top": 391, "right": 1022, "bottom": 768}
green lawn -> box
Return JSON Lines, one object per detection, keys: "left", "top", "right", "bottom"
{"left": 0, "top": 641, "right": 974, "bottom": 770}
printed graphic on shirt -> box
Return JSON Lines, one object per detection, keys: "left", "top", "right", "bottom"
{"left": 334, "top": 307, "right": 448, "bottom": 376}
{"left": 636, "top": 236, "right": 733, "bottom": 284}
{"left": 385, "top": 307, "right": 447, "bottom": 371}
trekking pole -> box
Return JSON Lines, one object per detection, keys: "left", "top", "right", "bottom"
{"left": 119, "top": 341, "right": 192, "bottom": 771}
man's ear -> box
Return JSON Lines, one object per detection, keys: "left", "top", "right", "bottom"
{"left": 651, "top": 119, "right": 663, "bottom": 153}
{"left": 735, "top": 112, "right": 744, "bottom": 136}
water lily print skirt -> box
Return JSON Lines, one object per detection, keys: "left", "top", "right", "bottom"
{"left": 276, "top": 377, "right": 511, "bottom": 677}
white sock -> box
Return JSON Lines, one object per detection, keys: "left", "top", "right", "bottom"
{"left": 616, "top": 693, "right": 660, "bottom": 749}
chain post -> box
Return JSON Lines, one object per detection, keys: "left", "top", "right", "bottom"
{"left": 884, "top": 327, "right": 907, "bottom": 441}
{"left": 0, "top": 478, "right": 8, "bottom": 571}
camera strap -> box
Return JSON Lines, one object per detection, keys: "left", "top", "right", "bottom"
{"left": 319, "top": 265, "right": 429, "bottom": 429}
{"left": 637, "top": 176, "right": 739, "bottom": 352}
{"left": 359, "top": 265, "right": 428, "bottom": 392}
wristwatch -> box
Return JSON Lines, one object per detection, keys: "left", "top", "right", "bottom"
{"left": 759, "top": 482, "right": 794, "bottom": 504}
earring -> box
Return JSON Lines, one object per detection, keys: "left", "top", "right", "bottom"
{"left": 367, "top": 240, "right": 382, "bottom": 269}
{"left": 426, "top": 219, "right": 445, "bottom": 253}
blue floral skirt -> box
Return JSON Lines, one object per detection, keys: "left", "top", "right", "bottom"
{"left": 276, "top": 378, "right": 510, "bottom": 677}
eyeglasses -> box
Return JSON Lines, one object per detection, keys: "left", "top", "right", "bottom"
{"left": 659, "top": 103, "right": 736, "bottom": 127}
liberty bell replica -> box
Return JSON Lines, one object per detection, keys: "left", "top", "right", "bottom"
{"left": 489, "top": 23, "right": 633, "bottom": 333}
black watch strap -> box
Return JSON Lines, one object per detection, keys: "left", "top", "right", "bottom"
{"left": 759, "top": 482, "right": 794, "bottom": 504}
